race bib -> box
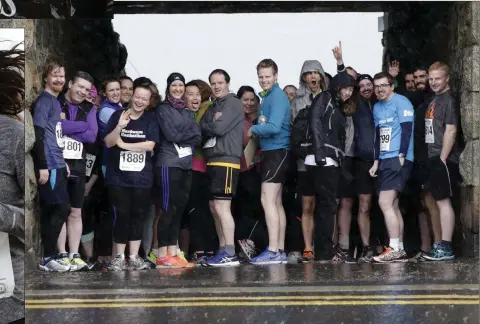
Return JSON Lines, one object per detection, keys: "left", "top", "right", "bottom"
{"left": 174, "top": 144, "right": 193, "bottom": 158}
{"left": 55, "top": 122, "right": 64, "bottom": 148}
{"left": 425, "top": 118, "right": 434, "bottom": 144}
{"left": 85, "top": 153, "right": 96, "bottom": 177}
{"left": 63, "top": 137, "right": 83, "bottom": 160}
{"left": 0, "top": 232, "right": 15, "bottom": 299}
{"left": 119, "top": 151, "right": 146, "bottom": 172}
{"left": 203, "top": 137, "right": 217, "bottom": 148}
{"left": 379, "top": 127, "right": 392, "bottom": 152}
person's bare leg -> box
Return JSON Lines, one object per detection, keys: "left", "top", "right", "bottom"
{"left": 418, "top": 211, "right": 432, "bottom": 252}
{"left": 357, "top": 194, "right": 372, "bottom": 246}
{"left": 378, "top": 190, "right": 400, "bottom": 249}
{"left": 57, "top": 223, "right": 67, "bottom": 253}
{"left": 436, "top": 197, "right": 455, "bottom": 242}
{"left": 301, "top": 196, "right": 315, "bottom": 249}
{"left": 276, "top": 185, "right": 286, "bottom": 251}
{"left": 67, "top": 208, "right": 83, "bottom": 254}
{"left": 337, "top": 197, "right": 354, "bottom": 250}
{"left": 393, "top": 197, "right": 404, "bottom": 246}
{"left": 213, "top": 200, "right": 235, "bottom": 246}
{"left": 210, "top": 200, "right": 225, "bottom": 248}
{"left": 115, "top": 243, "right": 127, "bottom": 256}
{"left": 261, "top": 183, "right": 281, "bottom": 252}
{"left": 424, "top": 192, "right": 442, "bottom": 244}
{"left": 128, "top": 240, "right": 141, "bottom": 256}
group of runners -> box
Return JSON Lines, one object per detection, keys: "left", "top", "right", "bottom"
{"left": 31, "top": 41, "right": 462, "bottom": 271}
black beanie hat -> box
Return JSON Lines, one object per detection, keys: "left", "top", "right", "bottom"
{"left": 330, "top": 71, "right": 356, "bottom": 91}
{"left": 166, "top": 72, "right": 186, "bottom": 88}
{"left": 357, "top": 74, "right": 373, "bottom": 84}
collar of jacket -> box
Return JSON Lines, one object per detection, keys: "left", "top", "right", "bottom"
{"left": 259, "top": 83, "right": 280, "bottom": 98}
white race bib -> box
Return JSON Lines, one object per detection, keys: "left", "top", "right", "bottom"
{"left": 119, "top": 151, "right": 146, "bottom": 172}
{"left": 0, "top": 232, "right": 14, "bottom": 299}
{"left": 174, "top": 144, "right": 193, "bottom": 158}
{"left": 203, "top": 137, "right": 217, "bottom": 148}
{"left": 379, "top": 127, "right": 392, "bottom": 152}
{"left": 63, "top": 137, "right": 83, "bottom": 160}
{"left": 425, "top": 118, "right": 434, "bottom": 144}
{"left": 85, "top": 153, "right": 96, "bottom": 177}
{"left": 55, "top": 122, "right": 64, "bottom": 148}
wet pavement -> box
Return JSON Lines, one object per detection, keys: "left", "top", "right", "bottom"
{"left": 25, "top": 259, "right": 479, "bottom": 324}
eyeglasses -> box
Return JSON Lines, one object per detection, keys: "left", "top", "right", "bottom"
{"left": 374, "top": 84, "right": 392, "bottom": 91}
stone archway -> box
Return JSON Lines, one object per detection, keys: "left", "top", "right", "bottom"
{"left": 2, "top": 1, "right": 478, "bottom": 268}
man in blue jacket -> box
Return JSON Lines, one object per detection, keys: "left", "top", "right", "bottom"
{"left": 247, "top": 59, "right": 291, "bottom": 265}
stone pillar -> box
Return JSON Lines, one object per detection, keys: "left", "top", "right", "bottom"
{"left": 450, "top": 1, "right": 480, "bottom": 257}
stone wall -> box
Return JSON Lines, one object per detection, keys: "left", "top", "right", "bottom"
{"left": 0, "top": 19, "right": 127, "bottom": 270}
{"left": 382, "top": 2, "right": 480, "bottom": 257}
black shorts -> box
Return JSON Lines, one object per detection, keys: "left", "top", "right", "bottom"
{"left": 297, "top": 167, "right": 316, "bottom": 197}
{"left": 354, "top": 158, "right": 376, "bottom": 195}
{"left": 207, "top": 165, "right": 240, "bottom": 200}
{"left": 67, "top": 175, "right": 86, "bottom": 208}
{"left": 377, "top": 157, "right": 412, "bottom": 194}
{"left": 260, "top": 149, "right": 290, "bottom": 184}
{"left": 37, "top": 167, "right": 70, "bottom": 206}
{"left": 337, "top": 157, "right": 356, "bottom": 198}
{"left": 409, "top": 162, "right": 429, "bottom": 193}
{"left": 424, "top": 156, "right": 461, "bottom": 201}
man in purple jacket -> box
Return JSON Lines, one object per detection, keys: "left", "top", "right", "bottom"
{"left": 56, "top": 71, "right": 98, "bottom": 271}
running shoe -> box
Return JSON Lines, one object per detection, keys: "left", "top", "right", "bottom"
{"left": 69, "top": 253, "right": 88, "bottom": 271}
{"left": 147, "top": 250, "right": 158, "bottom": 265}
{"left": 412, "top": 251, "right": 429, "bottom": 262}
{"left": 358, "top": 246, "right": 376, "bottom": 264}
{"left": 85, "top": 258, "right": 101, "bottom": 271}
{"left": 287, "top": 251, "right": 301, "bottom": 264}
{"left": 206, "top": 251, "right": 241, "bottom": 267}
{"left": 372, "top": 247, "right": 406, "bottom": 263}
{"left": 128, "top": 256, "right": 148, "bottom": 270}
{"left": 108, "top": 255, "right": 127, "bottom": 271}
{"left": 250, "top": 249, "right": 283, "bottom": 265}
{"left": 177, "top": 251, "right": 189, "bottom": 263}
{"left": 279, "top": 251, "right": 288, "bottom": 264}
{"left": 38, "top": 256, "right": 70, "bottom": 272}
{"left": 331, "top": 246, "right": 349, "bottom": 263}
{"left": 156, "top": 255, "right": 173, "bottom": 268}
{"left": 423, "top": 244, "right": 455, "bottom": 261}
{"left": 170, "top": 255, "right": 195, "bottom": 268}
{"left": 238, "top": 239, "right": 256, "bottom": 260}
{"left": 298, "top": 248, "right": 315, "bottom": 263}
{"left": 57, "top": 252, "right": 71, "bottom": 267}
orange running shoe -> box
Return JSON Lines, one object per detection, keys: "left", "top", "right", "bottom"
{"left": 156, "top": 255, "right": 173, "bottom": 268}
{"left": 169, "top": 254, "right": 195, "bottom": 268}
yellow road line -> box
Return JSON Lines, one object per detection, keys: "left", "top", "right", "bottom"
{"left": 25, "top": 300, "right": 480, "bottom": 309}
{"left": 25, "top": 294, "right": 480, "bottom": 304}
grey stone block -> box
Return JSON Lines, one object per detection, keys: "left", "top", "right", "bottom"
{"left": 460, "top": 91, "right": 480, "bottom": 141}
{"left": 459, "top": 139, "right": 480, "bottom": 187}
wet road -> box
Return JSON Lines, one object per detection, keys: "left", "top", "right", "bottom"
{"left": 25, "top": 260, "right": 479, "bottom": 324}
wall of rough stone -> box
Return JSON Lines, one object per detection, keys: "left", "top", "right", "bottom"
{"left": 0, "top": 19, "right": 127, "bottom": 270}
{"left": 382, "top": 2, "right": 480, "bottom": 257}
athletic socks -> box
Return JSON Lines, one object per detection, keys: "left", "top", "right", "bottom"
{"left": 389, "top": 238, "right": 400, "bottom": 251}
{"left": 225, "top": 245, "right": 236, "bottom": 257}
{"left": 339, "top": 234, "right": 349, "bottom": 250}
{"left": 218, "top": 246, "right": 225, "bottom": 254}
{"left": 398, "top": 241, "right": 404, "bottom": 251}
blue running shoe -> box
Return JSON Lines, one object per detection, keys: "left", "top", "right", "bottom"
{"left": 279, "top": 251, "right": 288, "bottom": 264}
{"left": 250, "top": 249, "right": 283, "bottom": 265}
{"left": 206, "top": 251, "right": 240, "bottom": 267}
{"left": 423, "top": 244, "right": 455, "bottom": 261}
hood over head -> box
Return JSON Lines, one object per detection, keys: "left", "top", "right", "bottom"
{"left": 297, "top": 60, "right": 328, "bottom": 97}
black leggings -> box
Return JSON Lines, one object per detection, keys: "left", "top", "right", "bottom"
{"left": 310, "top": 165, "right": 341, "bottom": 260}
{"left": 109, "top": 186, "right": 151, "bottom": 244}
{"left": 156, "top": 167, "right": 192, "bottom": 248}
{"left": 40, "top": 203, "right": 71, "bottom": 257}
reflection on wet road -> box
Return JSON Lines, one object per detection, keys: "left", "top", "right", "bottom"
{"left": 25, "top": 260, "right": 479, "bottom": 323}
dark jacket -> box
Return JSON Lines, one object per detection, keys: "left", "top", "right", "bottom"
{"left": 309, "top": 91, "right": 346, "bottom": 166}
{"left": 200, "top": 93, "right": 244, "bottom": 165}
{"left": 352, "top": 96, "right": 376, "bottom": 160}
{"left": 156, "top": 101, "right": 202, "bottom": 170}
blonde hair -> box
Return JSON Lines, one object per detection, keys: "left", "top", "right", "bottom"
{"left": 429, "top": 61, "right": 450, "bottom": 76}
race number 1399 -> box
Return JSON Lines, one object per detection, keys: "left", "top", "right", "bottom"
{"left": 119, "top": 151, "right": 146, "bottom": 171}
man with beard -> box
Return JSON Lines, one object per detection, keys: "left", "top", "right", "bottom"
{"left": 290, "top": 60, "right": 329, "bottom": 263}
{"left": 405, "top": 72, "right": 416, "bottom": 92}
{"left": 422, "top": 62, "right": 462, "bottom": 261}
{"left": 32, "top": 59, "right": 71, "bottom": 272}
{"left": 56, "top": 71, "right": 97, "bottom": 271}
{"left": 369, "top": 72, "right": 414, "bottom": 263}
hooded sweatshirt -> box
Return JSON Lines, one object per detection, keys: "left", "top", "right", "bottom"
{"left": 97, "top": 99, "right": 123, "bottom": 169}
{"left": 291, "top": 60, "right": 329, "bottom": 171}
{"left": 192, "top": 101, "right": 213, "bottom": 172}
{"left": 200, "top": 93, "right": 244, "bottom": 166}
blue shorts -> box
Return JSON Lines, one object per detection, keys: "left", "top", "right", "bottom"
{"left": 377, "top": 157, "right": 412, "bottom": 194}
{"left": 37, "top": 167, "right": 70, "bottom": 205}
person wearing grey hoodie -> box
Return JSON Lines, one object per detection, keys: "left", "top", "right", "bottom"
{"left": 290, "top": 60, "right": 329, "bottom": 263}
